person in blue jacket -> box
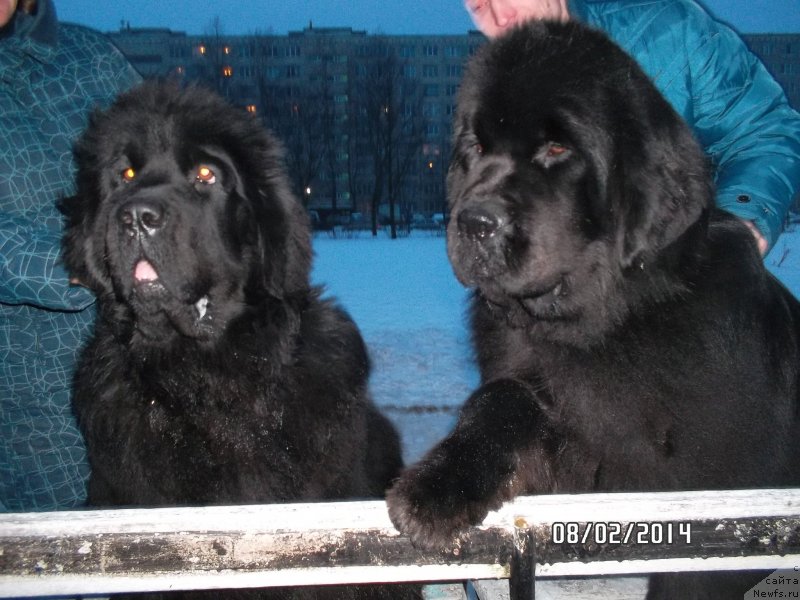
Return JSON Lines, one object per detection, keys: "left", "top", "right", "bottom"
{"left": 463, "top": 0, "right": 800, "bottom": 255}
{"left": 0, "top": 0, "right": 140, "bottom": 511}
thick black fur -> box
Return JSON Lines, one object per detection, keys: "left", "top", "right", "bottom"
{"left": 60, "top": 82, "right": 419, "bottom": 600}
{"left": 386, "top": 21, "right": 800, "bottom": 599}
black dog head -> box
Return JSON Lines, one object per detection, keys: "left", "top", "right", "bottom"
{"left": 447, "top": 21, "right": 713, "bottom": 337}
{"left": 60, "top": 82, "right": 311, "bottom": 347}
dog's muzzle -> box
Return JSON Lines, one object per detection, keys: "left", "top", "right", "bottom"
{"left": 118, "top": 199, "right": 167, "bottom": 238}
{"left": 454, "top": 200, "right": 510, "bottom": 242}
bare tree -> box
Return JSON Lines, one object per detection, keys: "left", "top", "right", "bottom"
{"left": 255, "top": 57, "right": 327, "bottom": 205}
{"left": 308, "top": 37, "right": 342, "bottom": 214}
{"left": 350, "top": 38, "right": 425, "bottom": 238}
{"left": 197, "top": 17, "right": 232, "bottom": 97}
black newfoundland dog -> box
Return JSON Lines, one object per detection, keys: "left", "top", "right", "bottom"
{"left": 387, "top": 21, "right": 800, "bottom": 598}
{"left": 60, "top": 82, "right": 418, "bottom": 600}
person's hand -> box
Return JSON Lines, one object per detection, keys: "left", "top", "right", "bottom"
{"left": 0, "top": 0, "right": 18, "bottom": 28}
{"left": 741, "top": 219, "right": 768, "bottom": 256}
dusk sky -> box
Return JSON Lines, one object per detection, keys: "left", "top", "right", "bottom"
{"left": 55, "top": 0, "right": 800, "bottom": 35}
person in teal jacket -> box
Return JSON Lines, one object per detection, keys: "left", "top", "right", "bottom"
{"left": 463, "top": 0, "right": 800, "bottom": 255}
{"left": 0, "top": 0, "right": 140, "bottom": 511}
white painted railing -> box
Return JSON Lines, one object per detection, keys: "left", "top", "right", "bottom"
{"left": 1, "top": 489, "right": 798, "bottom": 599}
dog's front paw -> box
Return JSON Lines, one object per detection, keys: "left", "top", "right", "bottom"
{"left": 386, "top": 441, "right": 512, "bottom": 550}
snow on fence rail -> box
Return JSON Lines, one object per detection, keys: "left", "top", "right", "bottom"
{"left": 1, "top": 489, "right": 798, "bottom": 599}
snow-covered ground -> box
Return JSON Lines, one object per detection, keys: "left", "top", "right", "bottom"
{"left": 312, "top": 229, "right": 475, "bottom": 463}
{"left": 312, "top": 223, "right": 800, "bottom": 463}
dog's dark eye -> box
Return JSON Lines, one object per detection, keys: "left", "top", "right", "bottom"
{"left": 196, "top": 166, "right": 217, "bottom": 185}
{"left": 122, "top": 167, "right": 136, "bottom": 182}
{"left": 473, "top": 143, "right": 484, "bottom": 155}
{"left": 533, "top": 142, "right": 572, "bottom": 167}
{"left": 546, "top": 143, "right": 569, "bottom": 158}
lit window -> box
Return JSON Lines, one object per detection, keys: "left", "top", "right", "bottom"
{"left": 246, "top": 105, "right": 257, "bottom": 113}
{"left": 199, "top": 45, "right": 206, "bottom": 55}
{"left": 223, "top": 66, "right": 233, "bottom": 77}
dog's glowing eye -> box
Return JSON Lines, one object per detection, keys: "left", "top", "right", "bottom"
{"left": 122, "top": 167, "right": 136, "bottom": 182}
{"left": 196, "top": 166, "right": 216, "bottom": 185}
{"left": 547, "top": 143, "right": 568, "bottom": 157}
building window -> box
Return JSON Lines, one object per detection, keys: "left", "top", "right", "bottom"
{"left": 423, "top": 103, "right": 440, "bottom": 117}
{"left": 423, "top": 45, "right": 439, "bottom": 56}
{"left": 222, "top": 66, "right": 233, "bottom": 77}
{"left": 423, "top": 65, "right": 439, "bottom": 77}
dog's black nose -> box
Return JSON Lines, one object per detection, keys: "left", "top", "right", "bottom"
{"left": 119, "top": 201, "right": 165, "bottom": 236}
{"left": 457, "top": 207, "right": 503, "bottom": 240}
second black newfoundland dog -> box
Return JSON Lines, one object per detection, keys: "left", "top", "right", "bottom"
{"left": 60, "top": 82, "right": 418, "bottom": 599}
{"left": 386, "top": 21, "right": 800, "bottom": 598}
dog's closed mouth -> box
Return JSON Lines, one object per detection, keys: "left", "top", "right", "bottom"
{"left": 505, "top": 275, "right": 567, "bottom": 303}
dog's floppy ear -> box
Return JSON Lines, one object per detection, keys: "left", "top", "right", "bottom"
{"left": 248, "top": 143, "right": 312, "bottom": 300}
{"left": 610, "top": 87, "right": 714, "bottom": 268}
{"left": 58, "top": 190, "right": 113, "bottom": 297}
{"left": 58, "top": 194, "right": 90, "bottom": 282}
{"left": 57, "top": 105, "right": 118, "bottom": 297}
{"left": 259, "top": 183, "right": 313, "bottom": 299}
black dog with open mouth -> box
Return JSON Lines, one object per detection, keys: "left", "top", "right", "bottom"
{"left": 387, "top": 21, "right": 800, "bottom": 599}
{"left": 61, "top": 82, "right": 419, "bottom": 600}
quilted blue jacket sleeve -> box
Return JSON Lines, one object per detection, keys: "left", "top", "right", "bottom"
{"left": 0, "top": 213, "right": 95, "bottom": 309}
{"left": 576, "top": 0, "right": 800, "bottom": 249}
{"left": 679, "top": 1, "right": 800, "bottom": 249}
{"left": 0, "top": 8, "right": 141, "bottom": 311}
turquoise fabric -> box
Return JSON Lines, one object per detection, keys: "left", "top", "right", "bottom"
{"left": 0, "top": 0, "right": 140, "bottom": 511}
{"left": 569, "top": 0, "right": 800, "bottom": 248}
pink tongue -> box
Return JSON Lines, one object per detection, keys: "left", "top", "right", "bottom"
{"left": 134, "top": 260, "right": 159, "bottom": 282}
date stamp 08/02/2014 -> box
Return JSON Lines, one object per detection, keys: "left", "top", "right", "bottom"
{"left": 550, "top": 521, "right": 693, "bottom": 546}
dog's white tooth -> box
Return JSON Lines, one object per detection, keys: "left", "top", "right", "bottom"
{"left": 195, "top": 296, "right": 209, "bottom": 320}
{"left": 554, "top": 283, "right": 563, "bottom": 296}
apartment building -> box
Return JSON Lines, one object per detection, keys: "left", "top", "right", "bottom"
{"left": 107, "top": 25, "right": 800, "bottom": 219}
